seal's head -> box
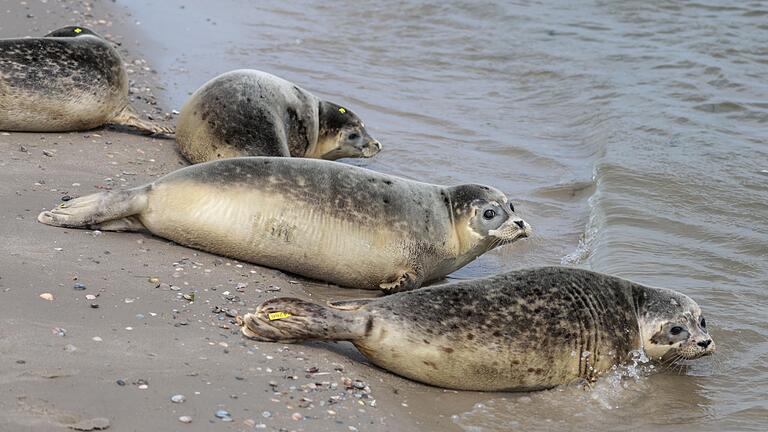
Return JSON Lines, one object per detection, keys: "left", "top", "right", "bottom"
{"left": 448, "top": 184, "right": 531, "bottom": 254}
{"left": 315, "top": 101, "right": 381, "bottom": 160}
{"left": 637, "top": 287, "right": 715, "bottom": 361}
{"left": 45, "top": 26, "right": 101, "bottom": 38}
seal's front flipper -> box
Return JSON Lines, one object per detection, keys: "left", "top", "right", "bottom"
{"left": 37, "top": 187, "right": 149, "bottom": 230}
{"left": 238, "top": 297, "right": 368, "bottom": 343}
{"left": 109, "top": 104, "right": 174, "bottom": 136}
{"left": 380, "top": 271, "right": 421, "bottom": 294}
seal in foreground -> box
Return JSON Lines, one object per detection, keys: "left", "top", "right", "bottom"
{"left": 239, "top": 267, "right": 715, "bottom": 391}
{"left": 176, "top": 69, "right": 380, "bottom": 162}
{"left": 0, "top": 26, "right": 172, "bottom": 135}
{"left": 37, "top": 157, "right": 530, "bottom": 292}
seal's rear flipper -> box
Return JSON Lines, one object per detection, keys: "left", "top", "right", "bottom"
{"left": 328, "top": 299, "right": 375, "bottom": 310}
{"left": 37, "top": 187, "right": 149, "bottom": 231}
{"left": 238, "top": 297, "right": 368, "bottom": 343}
{"left": 110, "top": 104, "right": 175, "bottom": 136}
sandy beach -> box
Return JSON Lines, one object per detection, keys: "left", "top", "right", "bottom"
{"left": 4, "top": 0, "right": 768, "bottom": 431}
{"left": 0, "top": 1, "right": 483, "bottom": 430}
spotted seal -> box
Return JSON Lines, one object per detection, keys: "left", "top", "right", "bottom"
{"left": 0, "top": 26, "right": 172, "bottom": 135}
{"left": 176, "top": 69, "right": 380, "bottom": 163}
{"left": 37, "top": 157, "right": 530, "bottom": 292}
{"left": 238, "top": 267, "right": 715, "bottom": 391}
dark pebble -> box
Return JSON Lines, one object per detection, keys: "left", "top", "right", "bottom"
{"left": 116, "top": 379, "right": 126, "bottom": 386}
{"left": 61, "top": 195, "right": 72, "bottom": 202}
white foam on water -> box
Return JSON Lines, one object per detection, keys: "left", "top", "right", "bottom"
{"left": 453, "top": 350, "right": 655, "bottom": 432}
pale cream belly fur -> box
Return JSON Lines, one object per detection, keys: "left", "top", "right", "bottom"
{"left": 139, "top": 181, "right": 405, "bottom": 288}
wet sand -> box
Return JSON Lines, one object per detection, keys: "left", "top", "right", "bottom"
{"left": 0, "top": 1, "right": 484, "bottom": 430}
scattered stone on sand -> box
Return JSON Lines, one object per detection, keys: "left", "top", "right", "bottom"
{"left": 40, "top": 293, "right": 54, "bottom": 301}
{"left": 178, "top": 416, "right": 192, "bottom": 424}
{"left": 69, "top": 417, "right": 110, "bottom": 431}
{"left": 74, "top": 282, "right": 87, "bottom": 290}
{"left": 171, "top": 394, "right": 186, "bottom": 403}
{"left": 215, "top": 410, "right": 232, "bottom": 422}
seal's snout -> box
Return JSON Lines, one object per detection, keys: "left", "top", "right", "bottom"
{"left": 697, "top": 339, "right": 712, "bottom": 348}
{"left": 362, "top": 140, "right": 381, "bottom": 157}
{"left": 514, "top": 219, "right": 532, "bottom": 238}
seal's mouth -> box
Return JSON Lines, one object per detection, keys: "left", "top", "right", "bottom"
{"left": 489, "top": 219, "right": 532, "bottom": 245}
{"left": 663, "top": 340, "right": 716, "bottom": 362}
{"left": 361, "top": 140, "right": 381, "bottom": 158}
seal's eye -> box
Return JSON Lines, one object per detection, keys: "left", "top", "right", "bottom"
{"left": 670, "top": 326, "right": 684, "bottom": 335}
{"left": 483, "top": 209, "right": 496, "bottom": 220}
{"left": 700, "top": 317, "right": 706, "bottom": 328}
{"left": 509, "top": 203, "right": 515, "bottom": 212}
{"left": 348, "top": 132, "right": 360, "bottom": 141}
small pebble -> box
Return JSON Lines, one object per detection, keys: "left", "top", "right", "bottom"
{"left": 39, "top": 293, "right": 54, "bottom": 301}
{"left": 178, "top": 415, "right": 192, "bottom": 424}
{"left": 85, "top": 294, "right": 97, "bottom": 300}
{"left": 215, "top": 410, "right": 231, "bottom": 420}
{"left": 138, "top": 384, "right": 148, "bottom": 390}
{"left": 73, "top": 282, "right": 86, "bottom": 290}
{"left": 291, "top": 412, "right": 303, "bottom": 421}
{"left": 171, "top": 394, "right": 186, "bottom": 403}
{"left": 116, "top": 379, "right": 126, "bottom": 386}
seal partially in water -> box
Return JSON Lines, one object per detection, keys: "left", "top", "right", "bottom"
{"left": 238, "top": 267, "right": 715, "bottom": 391}
{"left": 176, "top": 69, "right": 380, "bottom": 163}
{"left": 37, "top": 157, "right": 530, "bottom": 292}
{"left": 0, "top": 26, "right": 172, "bottom": 135}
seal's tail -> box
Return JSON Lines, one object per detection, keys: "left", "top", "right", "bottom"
{"left": 238, "top": 297, "right": 368, "bottom": 343}
{"left": 37, "top": 186, "right": 149, "bottom": 232}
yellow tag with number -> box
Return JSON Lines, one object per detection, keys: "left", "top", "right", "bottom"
{"left": 338, "top": 107, "right": 346, "bottom": 114}
{"left": 74, "top": 27, "right": 83, "bottom": 34}
{"left": 268, "top": 311, "right": 293, "bottom": 321}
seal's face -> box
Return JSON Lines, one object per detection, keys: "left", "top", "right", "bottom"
{"left": 44, "top": 26, "right": 100, "bottom": 38}
{"left": 450, "top": 185, "right": 531, "bottom": 252}
{"left": 316, "top": 102, "right": 381, "bottom": 160}
{"left": 639, "top": 290, "right": 715, "bottom": 361}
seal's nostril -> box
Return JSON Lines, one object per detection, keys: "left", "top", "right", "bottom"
{"left": 514, "top": 220, "right": 525, "bottom": 229}
{"left": 697, "top": 340, "right": 711, "bottom": 348}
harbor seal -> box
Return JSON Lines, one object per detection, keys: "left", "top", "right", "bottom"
{"left": 37, "top": 157, "right": 530, "bottom": 292}
{"left": 0, "top": 26, "right": 172, "bottom": 135}
{"left": 176, "top": 69, "right": 381, "bottom": 163}
{"left": 238, "top": 267, "right": 715, "bottom": 391}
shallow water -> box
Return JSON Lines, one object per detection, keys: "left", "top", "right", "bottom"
{"left": 123, "top": 0, "right": 768, "bottom": 430}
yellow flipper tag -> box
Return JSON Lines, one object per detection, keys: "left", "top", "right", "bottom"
{"left": 74, "top": 27, "right": 83, "bottom": 34}
{"left": 268, "top": 311, "right": 292, "bottom": 321}
{"left": 338, "top": 107, "right": 346, "bottom": 114}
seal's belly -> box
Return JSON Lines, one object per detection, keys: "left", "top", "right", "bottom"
{"left": 0, "top": 84, "right": 116, "bottom": 131}
{"left": 355, "top": 319, "right": 584, "bottom": 391}
{"left": 139, "top": 181, "right": 401, "bottom": 289}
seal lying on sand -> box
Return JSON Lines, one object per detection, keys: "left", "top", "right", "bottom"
{"left": 176, "top": 69, "right": 380, "bottom": 163}
{"left": 0, "top": 26, "right": 172, "bottom": 135}
{"left": 37, "top": 157, "right": 530, "bottom": 292}
{"left": 239, "top": 267, "right": 715, "bottom": 391}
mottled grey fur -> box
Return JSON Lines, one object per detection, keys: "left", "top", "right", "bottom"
{"left": 38, "top": 157, "right": 529, "bottom": 291}
{"left": 0, "top": 26, "right": 171, "bottom": 134}
{"left": 176, "top": 70, "right": 380, "bottom": 163}
{"left": 240, "top": 267, "right": 714, "bottom": 391}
